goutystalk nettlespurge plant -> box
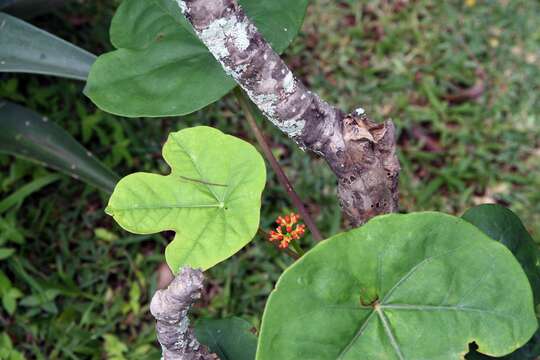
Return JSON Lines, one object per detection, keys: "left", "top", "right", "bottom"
{"left": 86, "top": 0, "right": 539, "bottom": 359}
{"left": 106, "top": 127, "right": 538, "bottom": 360}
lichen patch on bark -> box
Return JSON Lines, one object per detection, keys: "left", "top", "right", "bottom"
{"left": 199, "top": 17, "right": 251, "bottom": 58}
{"left": 175, "top": 0, "right": 187, "bottom": 13}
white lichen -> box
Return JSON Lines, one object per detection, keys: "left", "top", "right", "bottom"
{"left": 280, "top": 118, "right": 306, "bottom": 138}
{"left": 283, "top": 71, "right": 295, "bottom": 94}
{"left": 355, "top": 107, "right": 366, "bottom": 116}
{"left": 224, "top": 61, "right": 248, "bottom": 81}
{"left": 199, "top": 17, "right": 251, "bottom": 59}
{"left": 174, "top": 0, "right": 187, "bottom": 14}
{"left": 251, "top": 92, "right": 278, "bottom": 118}
{"left": 248, "top": 90, "right": 305, "bottom": 137}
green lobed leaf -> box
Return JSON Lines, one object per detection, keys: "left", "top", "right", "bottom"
{"left": 0, "top": 101, "right": 119, "bottom": 193}
{"left": 195, "top": 317, "right": 257, "bottom": 360}
{"left": 84, "top": 0, "right": 309, "bottom": 117}
{"left": 463, "top": 204, "right": 540, "bottom": 359}
{"left": 257, "top": 212, "right": 537, "bottom": 360}
{"left": 105, "top": 126, "right": 266, "bottom": 271}
{"left": 0, "top": 12, "right": 96, "bottom": 80}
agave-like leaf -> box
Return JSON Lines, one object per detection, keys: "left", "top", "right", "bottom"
{"left": 0, "top": 12, "right": 95, "bottom": 80}
{"left": 0, "top": 101, "right": 118, "bottom": 193}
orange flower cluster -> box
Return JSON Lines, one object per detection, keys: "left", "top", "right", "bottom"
{"left": 268, "top": 213, "right": 306, "bottom": 249}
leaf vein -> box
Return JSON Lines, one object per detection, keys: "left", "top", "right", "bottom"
{"left": 382, "top": 244, "right": 471, "bottom": 304}
{"left": 376, "top": 306, "right": 405, "bottom": 360}
{"left": 170, "top": 134, "right": 221, "bottom": 201}
{"left": 380, "top": 304, "right": 516, "bottom": 321}
{"left": 336, "top": 310, "right": 376, "bottom": 359}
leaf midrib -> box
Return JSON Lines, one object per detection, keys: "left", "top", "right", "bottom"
{"left": 110, "top": 203, "right": 223, "bottom": 211}
{"left": 170, "top": 134, "right": 222, "bottom": 202}
{"left": 335, "top": 243, "right": 505, "bottom": 360}
{"left": 375, "top": 305, "right": 405, "bottom": 360}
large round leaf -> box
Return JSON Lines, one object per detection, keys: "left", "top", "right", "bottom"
{"left": 463, "top": 204, "right": 540, "bottom": 359}
{"left": 257, "top": 212, "right": 537, "bottom": 360}
{"left": 84, "top": 0, "right": 309, "bottom": 117}
{"left": 105, "top": 126, "right": 266, "bottom": 271}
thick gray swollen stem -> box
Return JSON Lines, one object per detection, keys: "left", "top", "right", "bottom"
{"left": 150, "top": 267, "right": 219, "bottom": 360}
{"left": 176, "top": 0, "right": 400, "bottom": 226}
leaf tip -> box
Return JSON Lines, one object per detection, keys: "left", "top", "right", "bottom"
{"left": 104, "top": 205, "right": 114, "bottom": 216}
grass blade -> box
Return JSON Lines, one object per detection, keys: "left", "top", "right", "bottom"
{"left": 0, "top": 173, "right": 60, "bottom": 213}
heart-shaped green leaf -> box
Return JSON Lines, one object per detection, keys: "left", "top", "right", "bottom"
{"left": 195, "top": 317, "right": 257, "bottom": 360}
{"left": 257, "top": 212, "right": 537, "bottom": 360}
{"left": 85, "top": 0, "right": 309, "bottom": 117}
{"left": 106, "top": 126, "right": 266, "bottom": 271}
{"left": 463, "top": 204, "right": 540, "bottom": 359}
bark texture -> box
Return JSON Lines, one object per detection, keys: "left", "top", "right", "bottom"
{"left": 150, "top": 267, "right": 218, "bottom": 360}
{"left": 177, "top": 0, "right": 400, "bottom": 225}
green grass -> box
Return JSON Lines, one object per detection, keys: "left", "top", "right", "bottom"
{"left": 0, "top": 0, "right": 539, "bottom": 358}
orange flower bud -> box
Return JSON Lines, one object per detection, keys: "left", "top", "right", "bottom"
{"left": 268, "top": 212, "right": 307, "bottom": 251}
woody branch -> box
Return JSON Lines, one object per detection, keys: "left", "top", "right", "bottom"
{"left": 150, "top": 267, "right": 218, "bottom": 360}
{"left": 176, "top": 0, "right": 400, "bottom": 227}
